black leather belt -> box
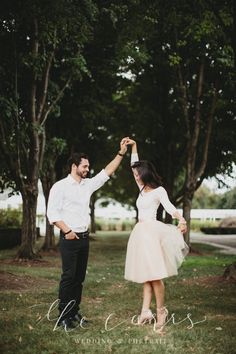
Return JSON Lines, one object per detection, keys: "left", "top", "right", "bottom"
{"left": 75, "top": 231, "right": 89, "bottom": 239}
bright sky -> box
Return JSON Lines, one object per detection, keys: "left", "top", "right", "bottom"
{"left": 203, "top": 164, "right": 236, "bottom": 194}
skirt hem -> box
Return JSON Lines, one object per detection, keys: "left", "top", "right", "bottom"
{"left": 124, "top": 220, "right": 189, "bottom": 283}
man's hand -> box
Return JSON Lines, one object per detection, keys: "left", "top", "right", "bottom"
{"left": 119, "top": 137, "right": 129, "bottom": 155}
{"left": 125, "top": 138, "right": 138, "bottom": 155}
{"left": 64, "top": 231, "right": 79, "bottom": 240}
{"left": 104, "top": 137, "right": 130, "bottom": 176}
{"left": 125, "top": 138, "right": 136, "bottom": 146}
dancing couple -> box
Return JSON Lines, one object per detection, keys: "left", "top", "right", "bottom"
{"left": 47, "top": 137, "right": 188, "bottom": 331}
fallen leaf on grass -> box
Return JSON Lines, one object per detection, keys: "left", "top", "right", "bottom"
{"left": 36, "top": 315, "right": 42, "bottom": 322}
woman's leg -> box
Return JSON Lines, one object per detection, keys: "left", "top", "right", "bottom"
{"left": 151, "top": 279, "right": 165, "bottom": 308}
{"left": 151, "top": 279, "right": 168, "bottom": 328}
{"left": 141, "top": 281, "right": 153, "bottom": 311}
{"left": 138, "top": 281, "right": 154, "bottom": 323}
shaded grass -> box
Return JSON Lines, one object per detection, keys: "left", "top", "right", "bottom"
{"left": 0, "top": 232, "right": 236, "bottom": 354}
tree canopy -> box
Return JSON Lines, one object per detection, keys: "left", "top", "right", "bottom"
{"left": 0, "top": 0, "right": 235, "bottom": 255}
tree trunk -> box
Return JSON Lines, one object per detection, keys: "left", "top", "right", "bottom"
{"left": 17, "top": 185, "right": 38, "bottom": 259}
{"left": 0, "top": 18, "right": 69, "bottom": 259}
{"left": 177, "top": 58, "right": 217, "bottom": 248}
{"left": 233, "top": 1, "right": 236, "bottom": 95}
{"left": 90, "top": 193, "right": 96, "bottom": 234}
{"left": 42, "top": 221, "right": 55, "bottom": 250}
{"left": 41, "top": 172, "right": 56, "bottom": 251}
{"left": 182, "top": 190, "right": 194, "bottom": 246}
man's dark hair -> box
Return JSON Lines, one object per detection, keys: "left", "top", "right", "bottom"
{"left": 67, "top": 152, "right": 89, "bottom": 170}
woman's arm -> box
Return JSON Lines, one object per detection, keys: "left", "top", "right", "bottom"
{"left": 172, "top": 210, "right": 187, "bottom": 233}
{"left": 126, "top": 139, "right": 139, "bottom": 165}
{"left": 131, "top": 142, "right": 139, "bottom": 166}
{"left": 158, "top": 187, "right": 187, "bottom": 234}
{"left": 126, "top": 139, "right": 142, "bottom": 189}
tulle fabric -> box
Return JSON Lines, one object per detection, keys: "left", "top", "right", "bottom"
{"left": 124, "top": 220, "right": 189, "bottom": 283}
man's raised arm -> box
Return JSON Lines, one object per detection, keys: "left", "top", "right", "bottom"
{"left": 104, "top": 137, "right": 129, "bottom": 176}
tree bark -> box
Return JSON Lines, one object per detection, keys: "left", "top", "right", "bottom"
{"left": 177, "top": 56, "right": 217, "bottom": 246}
{"left": 41, "top": 190, "right": 56, "bottom": 251}
{"left": 90, "top": 193, "right": 96, "bottom": 234}
{"left": 0, "top": 13, "right": 77, "bottom": 259}
{"left": 42, "top": 222, "right": 55, "bottom": 250}
{"left": 182, "top": 190, "right": 194, "bottom": 245}
{"left": 17, "top": 185, "right": 38, "bottom": 259}
{"left": 41, "top": 156, "right": 57, "bottom": 251}
{"left": 12, "top": 19, "right": 67, "bottom": 258}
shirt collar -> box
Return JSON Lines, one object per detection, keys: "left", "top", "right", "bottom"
{"left": 67, "top": 174, "right": 86, "bottom": 185}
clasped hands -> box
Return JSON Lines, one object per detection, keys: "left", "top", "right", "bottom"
{"left": 119, "top": 137, "right": 136, "bottom": 155}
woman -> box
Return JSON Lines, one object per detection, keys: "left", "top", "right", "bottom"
{"left": 124, "top": 139, "right": 189, "bottom": 329}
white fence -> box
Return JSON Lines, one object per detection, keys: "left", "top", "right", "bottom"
{"left": 186, "top": 209, "right": 236, "bottom": 221}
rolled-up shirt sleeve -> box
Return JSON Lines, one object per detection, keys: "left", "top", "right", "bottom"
{"left": 157, "top": 187, "right": 177, "bottom": 217}
{"left": 89, "top": 169, "right": 110, "bottom": 193}
{"left": 47, "top": 183, "right": 64, "bottom": 224}
{"left": 131, "top": 152, "right": 143, "bottom": 189}
{"left": 131, "top": 152, "right": 139, "bottom": 166}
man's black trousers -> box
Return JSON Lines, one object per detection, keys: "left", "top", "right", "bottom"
{"left": 58, "top": 232, "right": 89, "bottom": 320}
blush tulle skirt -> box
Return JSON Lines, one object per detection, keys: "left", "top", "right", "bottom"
{"left": 124, "top": 220, "right": 189, "bottom": 283}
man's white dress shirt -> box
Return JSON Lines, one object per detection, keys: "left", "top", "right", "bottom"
{"left": 47, "top": 170, "right": 110, "bottom": 232}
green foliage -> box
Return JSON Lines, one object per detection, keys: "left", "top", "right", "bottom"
{"left": 192, "top": 185, "right": 236, "bottom": 209}
{"left": 168, "top": 53, "right": 182, "bottom": 66}
{"left": 0, "top": 0, "right": 99, "bottom": 190}
{"left": 0, "top": 0, "right": 235, "bottom": 257}
{"left": 190, "top": 219, "right": 218, "bottom": 231}
{"left": 95, "top": 218, "right": 135, "bottom": 232}
{"left": 112, "top": 0, "right": 235, "bottom": 207}
{"left": 40, "top": 136, "right": 67, "bottom": 198}
{"left": 217, "top": 187, "right": 236, "bottom": 209}
{"left": 192, "top": 185, "right": 221, "bottom": 209}
{"left": 44, "top": 0, "right": 236, "bottom": 214}
{"left": 0, "top": 176, "right": 16, "bottom": 194}
{"left": 0, "top": 208, "right": 22, "bottom": 227}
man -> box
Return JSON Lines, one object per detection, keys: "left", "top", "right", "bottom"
{"left": 47, "top": 138, "right": 128, "bottom": 330}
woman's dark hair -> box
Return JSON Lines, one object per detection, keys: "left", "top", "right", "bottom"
{"left": 67, "top": 152, "right": 89, "bottom": 170}
{"left": 131, "top": 160, "right": 162, "bottom": 189}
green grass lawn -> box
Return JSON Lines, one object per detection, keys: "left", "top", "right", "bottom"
{"left": 0, "top": 231, "right": 236, "bottom": 354}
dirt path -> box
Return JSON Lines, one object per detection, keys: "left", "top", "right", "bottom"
{"left": 191, "top": 232, "right": 236, "bottom": 255}
{"left": 0, "top": 270, "right": 57, "bottom": 292}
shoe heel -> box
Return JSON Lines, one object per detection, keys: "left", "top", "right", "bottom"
{"left": 156, "top": 306, "right": 168, "bottom": 329}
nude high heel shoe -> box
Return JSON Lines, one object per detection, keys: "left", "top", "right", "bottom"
{"left": 138, "top": 309, "right": 155, "bottom": 325}
{"left": 156, "top": 306, "right": 168, "bottom": 329}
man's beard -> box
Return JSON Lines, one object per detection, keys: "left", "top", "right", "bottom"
{"left": 76, "top": 170, "right": 88, "bottom": 179}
